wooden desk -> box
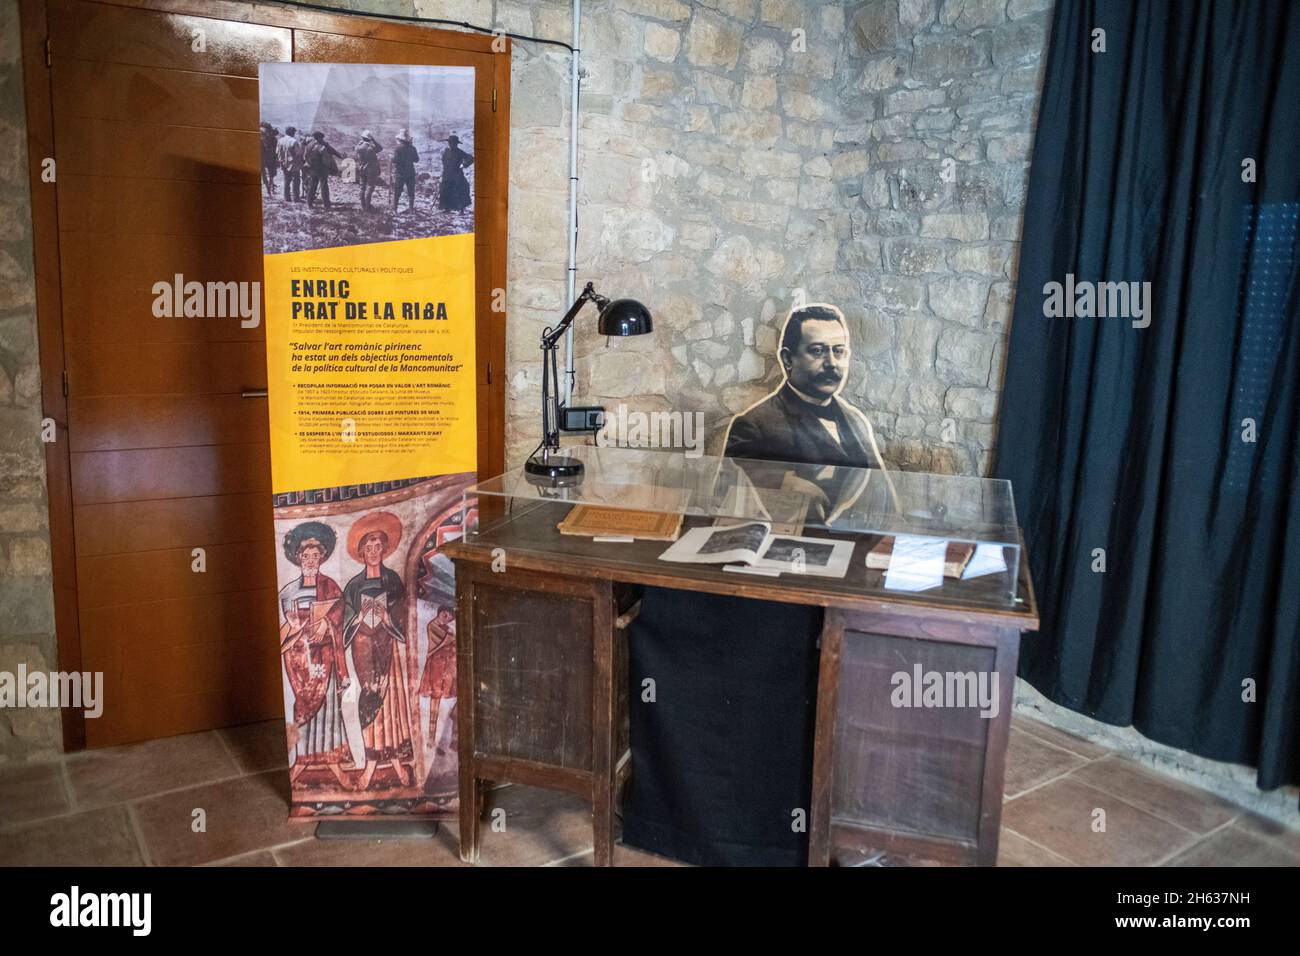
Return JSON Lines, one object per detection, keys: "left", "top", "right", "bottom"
{"left": 444, "top": 506, "right": 1038, "bottom": 867}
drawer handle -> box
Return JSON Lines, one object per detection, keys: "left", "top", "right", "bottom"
{"left": 242, "top": 388, "right": 268, "bottom": 398}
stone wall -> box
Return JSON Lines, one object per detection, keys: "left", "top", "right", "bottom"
{"left": 0, "top": 0, "right": 61, "bottom": 760}
{"left": 411, "top": 0, "right": 1054, "bottom": 472}
{"left": 500, "top": 0, "right": 856, "bottom": 465}
{"left": 836, "top": 0, "right": 1050, "bottom": 474}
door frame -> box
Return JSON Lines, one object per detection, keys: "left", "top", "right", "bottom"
{"left": 17, "top": 0, "right": 512, "bottom": 751}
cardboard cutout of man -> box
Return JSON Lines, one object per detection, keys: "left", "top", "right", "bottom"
{"left": 722, "top": 303, "right": 894, "bottom": 524}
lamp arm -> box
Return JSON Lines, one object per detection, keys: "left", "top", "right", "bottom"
{"left": 540, "top": 281, "right": 608, "bottom": 350}
{"left": 536, "top": 282, "right": 609, "bottom": 459}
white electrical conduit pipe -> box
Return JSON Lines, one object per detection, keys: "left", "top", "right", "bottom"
{"left": 562, "top": 0, "right": 582, "bottom": 406}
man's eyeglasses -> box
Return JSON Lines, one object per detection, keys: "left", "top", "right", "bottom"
{"left": 804, "top": 344, "right": 849, "bottom": 360}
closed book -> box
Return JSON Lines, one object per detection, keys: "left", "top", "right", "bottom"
{"left": 866, "top": 536, "right": 975, "bottom": 579}
{"left": 557, "top": 504, "right": 683, "bottom": 541}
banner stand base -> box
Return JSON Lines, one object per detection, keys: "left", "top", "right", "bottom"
{"left": 314, "top": 820, "right": 440, "bottom": 840}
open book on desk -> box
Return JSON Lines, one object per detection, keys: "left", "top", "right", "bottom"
{"left": 657, "top": 520, "right": 854, "bottom": 578}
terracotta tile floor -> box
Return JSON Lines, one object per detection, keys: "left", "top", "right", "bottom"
{"left": 0, "top": 714, "right": 1296, "bottom": 867}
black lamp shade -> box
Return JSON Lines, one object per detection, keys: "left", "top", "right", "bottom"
{"left": 597, "top": 298, "right": 653, "bottom": 336}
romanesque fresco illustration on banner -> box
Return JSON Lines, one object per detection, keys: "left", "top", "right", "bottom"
{"left": 259, "top": 63, "right": 477, "bottom": 817}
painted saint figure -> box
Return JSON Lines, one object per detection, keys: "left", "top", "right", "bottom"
{"left": 437, "top": 134, "right": 473, "bottom": 211}
{"left": 418, "top": 605, "right": 457, "bottom": 789}
{"left": 342, "top": 512, "right": 415, "bottom": 790}
{"left": 279, "top": 521, "right": 351, "bottom": 787}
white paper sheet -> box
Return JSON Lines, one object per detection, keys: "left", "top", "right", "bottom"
{"left": 883, "top": 534, "right": 946, "bottom": 592}
{"left": 960, "top": 542, "right": 1008, "bottom": 580}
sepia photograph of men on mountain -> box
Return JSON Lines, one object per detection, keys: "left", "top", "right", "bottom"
{"left": 259, "top": 121, "right": 279, "bottom": 199}
{"left": 437, "top": 134, "right": 474, "bottom": 212}
{"left": 259, "top": 63, "right": 475, "bottom": 255}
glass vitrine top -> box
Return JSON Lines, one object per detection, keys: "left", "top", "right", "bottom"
{"left": 462, "top": 446, "right": 1029, "bottom": 611}
{"left": 469, "top": 445, "right": 1019, "bottom": 548}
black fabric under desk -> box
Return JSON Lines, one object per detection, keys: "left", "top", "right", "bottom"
{"left": 622, "top": 586, "right": 823, "bottom": 867}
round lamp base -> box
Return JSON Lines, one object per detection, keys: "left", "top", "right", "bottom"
{"left": 524, "top": 455, "right": 584, "bottom": 486}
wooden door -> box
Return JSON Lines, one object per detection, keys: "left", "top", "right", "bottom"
{"left": 22, "top": 0, "right": 509, "bottom": 748}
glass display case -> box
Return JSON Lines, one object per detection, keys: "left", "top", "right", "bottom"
{"left": 463, "top": 444, "right": 1025, "bottom": 610}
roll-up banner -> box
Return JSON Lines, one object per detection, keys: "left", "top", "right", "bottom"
{"left": 258, "top": 63, "right": 476, "bottom": 818}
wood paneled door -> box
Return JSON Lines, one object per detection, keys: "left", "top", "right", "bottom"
{"left": 19, "top": 0, "right": 510, "bottom": 749}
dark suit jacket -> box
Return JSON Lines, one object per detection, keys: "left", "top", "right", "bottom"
{"left": 724, "top": 383, "right": 883, "bottom": 469}
{"left": 721, "top": 384, "right": 888, "bottom": 524}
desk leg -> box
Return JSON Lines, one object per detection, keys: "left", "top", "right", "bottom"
{"left": 591, "top": 590, "right": 616, "bottom": 867}
{"left": 808, "top": 613, "right": 844, "bottom": 867}
{"left": 975, "top": 627, "right": 1021, "bottom": 866}
{"left": 456, "top": 581, "right": 480, "bottom": 864}
{"left": 458, "top": 774, "right": 481, "bottom": 864}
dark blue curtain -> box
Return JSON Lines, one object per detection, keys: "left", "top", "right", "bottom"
{"left": 996, "top": 0, "right": 1300, "bottom": 804}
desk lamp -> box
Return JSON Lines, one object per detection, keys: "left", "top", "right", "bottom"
{"left": 525, "top": 281, "right": 653, "bottom": 485}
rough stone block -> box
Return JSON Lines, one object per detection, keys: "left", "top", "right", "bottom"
{"left": 643, "top": 21, "right": 682, "bottom": 62}
{"left": 936, "top": 326, "right": 995, "bottom": 385}
{"left": 913, "top": 34, "right": 990, "bottom": 78}
{"left": 740, "top": 75, "right": 778, "bottom": 110}
{"left": 853, "top": 0, "right": 903, "bottom": 54}
{"left": 884, "top": 86, "right": 947, "bottom": 115}
{"left": 886, "top": 237, "right": 949, "bottom": 275}
{"left": 760, "top": 0, "right": 805, "bottom": 31}
{"left": 685, "top": 10, "right": 743, "bottom": 70}
{"left": 896, "top": 315, "right": 944, "bottom": 370}
{"left": 939, "top": 0, "right": 1006, "bottom": 30}
{"left": 857, "top": 52, "right": 909, "bottom": 93}
{"left": 873, "top": 273, "right": 926, "bottom": 315}
{"left": 920, "top": 211, "right": 989, "bottom": 241}
{"left": 950, "top": 241, "right": 1011, "bottom": 276}
{"left": 928, "top": 275, "right": 990, "bottom": 326}
{"left": 899, "top": 0, "right": 941, "bottom": 31}
{"left": 992, "top": 18, "right": 1048, "bottom": 67}
{"left": 617, "top": 0, "right": 692, "bottom": 22}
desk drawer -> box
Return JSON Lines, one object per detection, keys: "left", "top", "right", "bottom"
{"left": 833, "top": 631, "right": 994, "bottom": 844}
{"left": 465, "top": 573, "right": 596, "bottom": 771}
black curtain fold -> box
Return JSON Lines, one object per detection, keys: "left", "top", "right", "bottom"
{"left": 996, "top": 0, "right": 1300, "bottom": 802}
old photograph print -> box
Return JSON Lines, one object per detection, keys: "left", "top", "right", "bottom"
{"left": 259, "top": 63, "right": 475, "bottom": 254}
{"left": 761, "top": 537, "right": 835, "bottom": 567}
{"left": 699, "top": 522, "right": 770, "bottom": 555}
